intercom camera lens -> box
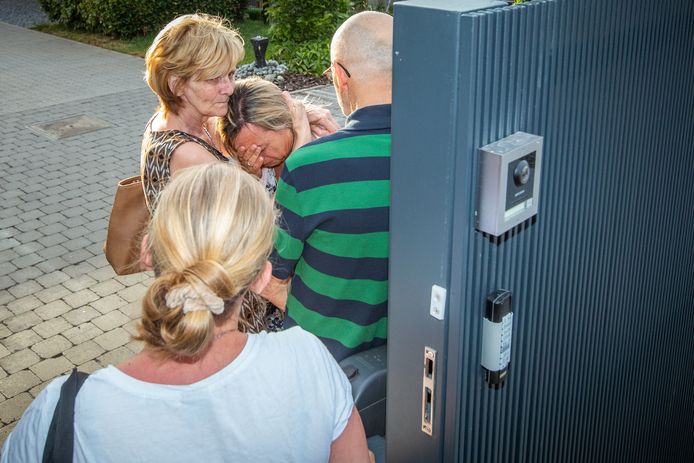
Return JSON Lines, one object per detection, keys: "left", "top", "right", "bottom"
{"left": 514, "top": 160, "right": 530, "bottom": 186}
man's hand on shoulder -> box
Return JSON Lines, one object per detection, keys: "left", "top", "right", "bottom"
{"left": 305, "top": 103, "right": 340, "bottom": 139}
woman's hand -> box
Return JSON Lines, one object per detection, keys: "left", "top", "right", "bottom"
{"left": 282, "top": 92, "right": 312, "bottom": 152}
{"left": 305, "top": 103, "right": 340, "bottom": 138}
{"left": 236, "top": 144, "right": 264, "bottom": 177}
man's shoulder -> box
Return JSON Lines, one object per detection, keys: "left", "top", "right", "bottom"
{"left": 284, "top": 130, "right": 391, "bottom": 173}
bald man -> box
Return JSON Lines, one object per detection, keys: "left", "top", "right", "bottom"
{"left": 268, "top": 12, "right": 392, "bottom": 361}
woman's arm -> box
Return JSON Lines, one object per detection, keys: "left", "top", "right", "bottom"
{"left": 329, "top": 407, "right": 372, "bottom": 463}
{"left": 282, "top": 92, "right": 312, "bottom": 152}
{"left": 260, "top": 275, "right": 290, "bottom": 310}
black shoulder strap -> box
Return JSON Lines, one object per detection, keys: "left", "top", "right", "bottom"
{"left": 42, "top": 369, "right": 89, "bottom": 463}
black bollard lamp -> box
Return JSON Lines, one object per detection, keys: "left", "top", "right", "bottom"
{"left": 250, "top": 36, "right": 269, "bottom": 68}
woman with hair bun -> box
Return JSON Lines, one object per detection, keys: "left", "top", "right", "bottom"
{"left": 2, "top": 164, "right": 371, "bottom": 463}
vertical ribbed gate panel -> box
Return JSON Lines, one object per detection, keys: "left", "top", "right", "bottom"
{"left": 388, "top": 1, "right": 694, "bottom": 462}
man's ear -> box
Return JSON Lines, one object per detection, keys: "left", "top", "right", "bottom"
{"left": 140, "top": 234, "right": 154, "bottom": 271}
{"left": 250, "top": 261, "right": 272, "bottom": 294}
{"left": 333, "top": 63, "right": 350, "bottom": 91}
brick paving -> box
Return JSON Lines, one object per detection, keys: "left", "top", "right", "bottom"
{"left": 0, "top": 20, "right": 344, "bottom": 445}
{"left": 0, "top": 0, "right": 49, "bottom": 28}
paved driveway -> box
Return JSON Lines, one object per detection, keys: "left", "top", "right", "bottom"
{"left": 0, "top": 21, "right": 343, "bottom": 444}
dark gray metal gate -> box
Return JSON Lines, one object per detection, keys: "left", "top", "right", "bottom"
{"left": 387, "top": 0, "right": 694, "bottom": 461}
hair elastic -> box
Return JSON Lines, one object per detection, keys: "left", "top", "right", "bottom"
{"left": 165, "top": 285, "right": 225, "bottom": 315}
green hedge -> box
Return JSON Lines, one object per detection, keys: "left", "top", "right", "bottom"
{"left": 39, "top": 0, "right": 248, "bottom": 38}
{"left": 267, "top": 0, "right": 349, "bottom": 44}
{"left": 40, "top": 0, "right": 85, "bottom": 29}
{"left": 267, "top": 0, "right": 350, "bottom": 75}
{"left": 275, "top": 39, "right": 331, "bottom": 75}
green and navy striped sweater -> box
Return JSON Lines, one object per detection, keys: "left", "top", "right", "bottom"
{"left": 271, "top": 104, "right": 391, "bottom": 361}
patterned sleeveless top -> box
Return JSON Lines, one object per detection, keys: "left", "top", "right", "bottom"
{"left": 140, "top": 125, "right": 227, "bottom": 213}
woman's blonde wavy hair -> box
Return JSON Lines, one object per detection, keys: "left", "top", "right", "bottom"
{"left": 135, "top": 163, "right": 276, "bottom": 358}
{"left": 219, "top": 77, "right": 293, "bottom": 161}
{"left": 144, "top": 13, "right": 244, "bottom": 118}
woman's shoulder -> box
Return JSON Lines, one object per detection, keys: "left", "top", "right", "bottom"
{"left": 142, "top": 130, "right": 227, "bottom": 183}
{"left": 0, "top": 374, "right": 72, "bottom": 461}
{"left": 144, "top": 129, "right": 200, "bottom": 154}
{"left": 253, "top": 327, "right": 335, "bottom": 366}
{"left": 143, "top": 114, "right": 225, "bottom": 161}
{"left": 262, "top": 325, "right": 323, "bottom": 346}
{"left": 21, "top": 373, "right": 70, "bottom": 415}
{"left": 142, "top": 128, "right": 191, "bottom": 166}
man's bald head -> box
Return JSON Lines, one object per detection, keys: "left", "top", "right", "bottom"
{"left": 331, "top": 11, "right": 393, "bottom": 82}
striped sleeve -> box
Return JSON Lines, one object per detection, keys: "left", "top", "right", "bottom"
{"left": 271, "top": 168, "right": 304, "bottom": 280}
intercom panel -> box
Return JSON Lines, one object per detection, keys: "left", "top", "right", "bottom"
{"left": 476, "top": 132, "right": 543, "bottom": 236}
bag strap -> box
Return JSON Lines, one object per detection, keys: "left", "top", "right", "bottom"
{"left": 42, "top": 369, "right": 90, "bottom": 463}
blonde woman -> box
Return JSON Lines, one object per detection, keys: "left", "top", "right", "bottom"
{"left": 1, "top": 164, "right": 371, "bottom": 462}
{"left": 141, "top": 13, "right": 242, "bottom": 212}
{"left": 219, "top": 77, "right": 339, "bottom": 194}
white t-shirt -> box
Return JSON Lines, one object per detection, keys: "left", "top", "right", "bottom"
{"left": 1, "top": 327, "right": 353, "bottom": 462}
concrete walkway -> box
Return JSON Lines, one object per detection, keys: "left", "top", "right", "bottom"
{"left": 0, "top": 21, "right": 342, "bottom": 445}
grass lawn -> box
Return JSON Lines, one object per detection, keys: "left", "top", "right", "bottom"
{"left": 33, "top": 19, "right": 278, "bottom": 65}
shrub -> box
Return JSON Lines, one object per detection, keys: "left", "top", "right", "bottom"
{"left": 276, "top": 39, "right": 331, "bottom": 75}
{"left": 79, "top": 0, "right": 154, "bottom": 37}
{"left": 352, "top": 0, "right": 398, "bottom": 13}
{"left": 247, "top": 7, "right": 263, "bottom": 21}
{"left": 267, "top": 0, "right": 349, "bottom": 44}
{"left": 38, "top": 0, "right": 60, "bottom": 19}
{"left": 266, "top": 0, "right": 349, "bottom": 75}
{"left": 178, "top": 0, "right": 248, "bottom": 23}
{"left": 40, "top": 0, "right": 248, "bottom": 38}
{"left": 39, "top": 0, "right": 85, "bottom": 29}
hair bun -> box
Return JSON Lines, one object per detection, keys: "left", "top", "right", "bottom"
{"left": 177, "top": 259, "right": 241, "bottom": 302}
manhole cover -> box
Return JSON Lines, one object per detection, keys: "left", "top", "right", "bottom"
{"left": 28, "top": 115, "right": 112, "bottom": 140}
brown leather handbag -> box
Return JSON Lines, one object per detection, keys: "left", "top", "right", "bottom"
{"left": 103, "top": 175, "right": 150, "bottom": 275}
